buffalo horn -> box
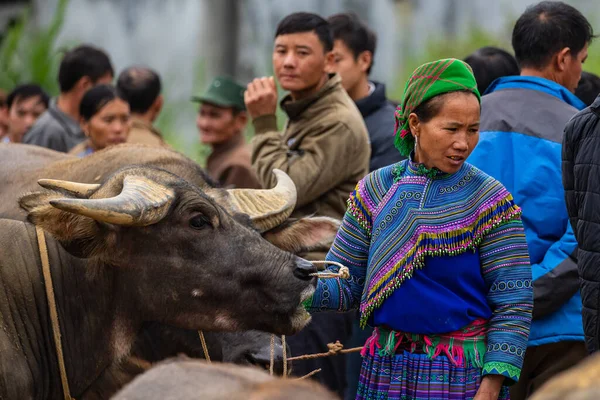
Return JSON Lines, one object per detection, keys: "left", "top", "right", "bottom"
{"left": 38, "top": 179, "right": 100, "bottom": 197}
{"left": 227, "top": 169, "right": 297, "bottom": 232}
{"left": 47, "top": 175, "right": 175, "bottom": 226}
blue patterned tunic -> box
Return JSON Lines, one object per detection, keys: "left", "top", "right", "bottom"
{"left": 307, "top": 158, "right": 533, "bottom": 393}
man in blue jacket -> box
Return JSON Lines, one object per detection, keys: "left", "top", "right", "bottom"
{"left": 467, "top": 2, "right": 594, "bottom": 399}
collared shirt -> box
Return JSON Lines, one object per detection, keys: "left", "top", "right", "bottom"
{"left": 127, "top": 117, "right": 169, "bottom": 148}
{"left": 207, "top": 134, "right": 261, "bottom": 189}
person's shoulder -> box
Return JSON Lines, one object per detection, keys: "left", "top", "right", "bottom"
{"left": 68, "top": 141, "right": 87, "bottom": 156}
{"left": 27, "top": 110, "right": 55, "bottom": 132}
{"left": 22, "top": 110, "right": 61, "bottom": 143}
{"left": 361, "top": 162, "right": 401, "bottom": 191}
{"left": 462, "top": 162, "right": 509, "bottom": 194}
{"left": 332, "top": 102, "right": 369, "bottom": 138}
{"left": 228, "top": 144, "right": 253, "bottom": 164}
{"left": 564, "top": 102, "right": 600, "bottom": 147}
{"left": 568, "top": 97, "right": 600, "bottom": 126}
{"left": 127, "top": 126, "right": 165, "bottom": 147}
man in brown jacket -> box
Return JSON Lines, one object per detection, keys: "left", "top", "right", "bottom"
{"left": 244, "top": 12, "right": 370, "bottom": 397}
{"left": 245, "top": 12, "right": 370, "bottom": 222}
{"left": 194, "top": 77, "right": 261, "bottom": 189}
{"left": 117, "top": 66, "right": 168, "bottom": 148}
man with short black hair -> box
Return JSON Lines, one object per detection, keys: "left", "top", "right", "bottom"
{"left": 117, "top": 66, "right": 167, "bottom": 147}
{"left": 23, "top": 44, "right": 114, "bottom": 152}
{"left": 245, "top": 12, "right": 369, "bottom": 396}
{"left": 2, "top": 84, "right": 49, "bottom": 143}
{"left": 467, "top": 2, "right": 594, "bottom": 398}
{"left": 246, "top": 11, "right": 369, "bottom": 223}
{"left": 328, "top": 12, "right": 402, "bottom": 172}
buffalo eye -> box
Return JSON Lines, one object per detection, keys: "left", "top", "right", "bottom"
{"left": 189, "top": 215, "right": 211, "bottom": 230}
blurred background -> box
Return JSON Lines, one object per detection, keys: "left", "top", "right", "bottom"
{"left": 1, "top": 0, "right": 599, "bottom": 163}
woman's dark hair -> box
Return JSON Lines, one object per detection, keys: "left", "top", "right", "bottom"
{"left": 79, "top": 84, "right": 125, "bottom": 121}
{"left": 464, "top": 47, "right": 520, "bottom": 94}
{"left": 328, "top": 12, "right": 377, "bottom": 74}
{"left": 275, "top": 12, "right": 333, "bottom": 52}
{"left": 512, "top": 1, "right": 594, "bottom": 69}
{"left": 575, "top": 71, "right": 600, "bottom": 107}
{"left": 413, "top": 90, "right": 478, "bottom": 123}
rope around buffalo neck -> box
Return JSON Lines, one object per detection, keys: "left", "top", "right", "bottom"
{"left": 198, "top": 331, "right": 211, "bottom": 363}
{"left": 270, "top": 260, "right": 351, "bottom": 379}
{"left": 36, "top": 227, "right": 75, "bottom": 400}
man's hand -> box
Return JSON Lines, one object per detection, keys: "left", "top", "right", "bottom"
{"left": 244, "top": 77, "right": 278, "bottom": 119}
{"left": 474, "top": 375, "right": 504, "bottom": 400}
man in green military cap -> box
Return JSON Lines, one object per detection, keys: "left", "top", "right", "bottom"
{"left": 193, "top": 76, "right": 261, "bottom": 189}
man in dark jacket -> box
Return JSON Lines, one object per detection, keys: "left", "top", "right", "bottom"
{"left": 327, "top": 12, "right": 401, "bottom": 172}
{"left": 468, "top": 2, "right": 594, "bottom": 399}
{"left": 563, "top": 94, "right": 600, "bottom": 353}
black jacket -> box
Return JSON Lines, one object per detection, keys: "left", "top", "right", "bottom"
{"left": 355, "top": 82, "right": 404, "bottom": 171}
{"left": 563, "top": 94, "right": 600, "bottom": 352}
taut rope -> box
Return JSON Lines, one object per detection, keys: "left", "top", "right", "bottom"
{"left": 198, "top": 330, "right": 211, "bottom": 363}
{"left": 36, "top": 227, "right": 75, "bottom": 400}
{"left": 287, "top": 341, "right": 363, "bottom": 361}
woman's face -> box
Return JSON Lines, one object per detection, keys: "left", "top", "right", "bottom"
{"left": 408, "top": 92, "right": 480, "bottom": 174}
{"left": 83, "top": 98, "right": 131, "bottom": 151}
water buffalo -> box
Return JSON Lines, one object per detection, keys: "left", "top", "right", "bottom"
{"left": 0, "top": 165, "right": 317, "bottom": 399}
{"left": 80, "top": 328, "right": 289, "bottom": 400}
{"left": 112, "top": 357, "right": 339, "bottom": 400}
{"left": 0, "top": 143, "right": 340, "bottom": 397}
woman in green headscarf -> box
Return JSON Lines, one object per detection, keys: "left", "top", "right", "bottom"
{"left": 305, "top": 59, "right": 533, "bottom": 399}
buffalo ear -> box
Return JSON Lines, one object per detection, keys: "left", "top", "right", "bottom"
{"left": 262, "top": 216, "right": 341, "bottom": 255}
{"left": 19, "top": 190, "right": 112, "bottom": 258}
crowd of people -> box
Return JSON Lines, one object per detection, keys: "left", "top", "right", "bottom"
{"left": 2, "top": 1, "right": 600, "bottom": 399}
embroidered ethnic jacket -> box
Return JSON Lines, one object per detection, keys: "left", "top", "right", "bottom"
{"left": 308, "top": 158, "right": 533, "bottom": 383}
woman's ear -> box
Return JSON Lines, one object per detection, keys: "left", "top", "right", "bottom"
{"left": 81, "top": 119, "right": 90, "bottom": 137}
{"left": 408, "top": 112, "right": 420, "bottom": 138}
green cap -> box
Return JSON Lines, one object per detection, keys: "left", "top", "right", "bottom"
{"left": 191, "top": 76, "right": 246, "bottom": 111}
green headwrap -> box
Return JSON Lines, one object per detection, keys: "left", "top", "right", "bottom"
{"left": 394, "top": 58, "right": 481, "bottom": 157}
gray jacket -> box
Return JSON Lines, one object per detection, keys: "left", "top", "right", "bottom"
{"left": 22, "top": 102, "right": 85, "bottom": 152}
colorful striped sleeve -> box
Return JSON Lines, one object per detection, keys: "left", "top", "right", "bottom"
{"left": 480, "top": 218, "right": 533, "bottom": 384}
{"left": 307, "top": 190, "right": 371, "bottom": 312}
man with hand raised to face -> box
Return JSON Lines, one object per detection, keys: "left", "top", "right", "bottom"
{"left": 244, "top": 12, "right": 370, "bottom": 396}
{"left": 245, "top": 12, "right": 370, "bottom": 230}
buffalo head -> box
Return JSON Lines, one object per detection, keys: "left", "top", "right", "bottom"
{"left": 19, "top": 166, "right": 316, "bottom": 335}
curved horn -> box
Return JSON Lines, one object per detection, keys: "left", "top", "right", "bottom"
{"left": 49, "top": 175, "right": 175, "bottom": 226}
{"left": 227, "top": 169, "right": 297, "bottom": 232}
{"left": 38, "top": 179, "right": 100, "bottom": 198}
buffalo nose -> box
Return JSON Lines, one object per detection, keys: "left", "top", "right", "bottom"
{"left": 293, "top": 257, "right": 317, "bottom": 281}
